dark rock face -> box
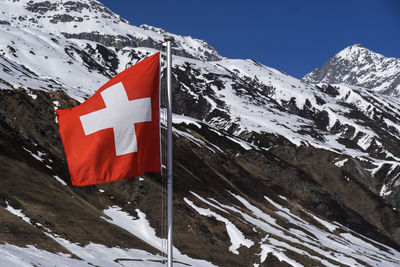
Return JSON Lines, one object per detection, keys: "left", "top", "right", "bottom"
{"left": 26, "top": 0, "right": 106, "bottom": 14}
{"left": 63, "top": 32, "right": 141, "bottom": 50}
{"left": 63, "top": 1, "right": 91, "bottom": 12}
{"left": 26, "top": 1, "right": 58, "bottom": 13}
{"left": 50, "top": 14, "right": 75, "bottom": 23}
{"left": 316, "top": 84, "right": 340, "bottom": 97}
{"left": 64, "top": 45, "right": 115, "bottom": 78}
{"left": 0, "top": 89, "right": 72, "bottom": 160}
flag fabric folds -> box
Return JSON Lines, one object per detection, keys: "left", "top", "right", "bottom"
{"left": 56, "top": 52, "right": 161, "bottom": 186}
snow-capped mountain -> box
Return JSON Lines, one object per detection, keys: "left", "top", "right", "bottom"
{"left": 303, "top": 44, "right": 400, "bottom": 96}
{"left": 0, "top": 0, "right": 222, "bottom": 61}
{"left": 1, "top": 0, "right": 400, "bottom": 266}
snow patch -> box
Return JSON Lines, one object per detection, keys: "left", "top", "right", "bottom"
{"left": 334, "top": 158, "right": 348, "bottom": 167}
{"left": 53, "top": 175, "right": 67, "bottom": 186}
{"left": 22, "top": 147, "right": 44, "bottom": 162}
{"left": 5, "top": 201, "right": 31, "bottom": 225}
{"left": 184, "top": 198, "right": 254, "bottom": 254}
{"left": 103, "top": 206, "right": 216, "bottom": 266}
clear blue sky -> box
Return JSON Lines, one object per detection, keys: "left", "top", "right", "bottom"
{"left": 98, "top": 0, "right": 400, "bottom": 78}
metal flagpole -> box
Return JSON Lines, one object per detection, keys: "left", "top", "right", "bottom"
{"left": 164, "top": 36, "right": 174, "bottom": 267}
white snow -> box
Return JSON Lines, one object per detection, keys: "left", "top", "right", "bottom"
{"left": 309, "top": 214, "right": 338, "bottom": 232}
{"left": 49, "top": 236, "right": 172, "bottom": 267}
{"left": 173, "top": 127, "right": 222, "bottom": 154}
{"left": 0, "top": 26, "right": 105, "bottom": 100}
{"left": 27, "top": 91, "right": 37, "bottom": 99}
{"left": 22, "top": 147, "right": 43, "bottom": 162}
{"left": 184, "top": 198, "right": 254, "bottom": 254}
{"left": 173, "top": 114, "right": 202, "bottom": 128}
{"left": 185, "top": 191, "right": 400, "bottom": 266}
{"left": 53, "top": 175, "right": 67, "bottom": 186}
{"left": 1, "top": 0, "right": 222, "bottom": 63}
{"left": 306, "top": 45, "right": 400, "bottom": 95}
{"left": 0, "top": 244, "right": 88, "bottom": 267}
{"left": 226, "top": 136, "right": 253, "bottom": 150}
{"left": 103, "top": 206, "right": 217, "bottom": 267}
{"left": 334, "top": 158, "right": 348, "bottom": 167}
{"left": 259, "top": 241, "right": 303, "bottom": 267}
{"left": 3, "top": 201, "right": 216, "bottom": 266}
{"left": 4, "top": 201, "right": 31, "bottom": 225}
{"left": 52, "top": 100, "right": 60, "bottom": 109}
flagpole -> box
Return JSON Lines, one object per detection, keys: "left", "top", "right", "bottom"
{"left": 164, "top": 35, "right": 174, "bottom": 267}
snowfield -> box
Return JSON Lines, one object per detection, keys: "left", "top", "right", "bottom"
{"left": 4, "top": 196, "right": 400, "bottom": 267}
{"left": 3, "top": 200, "right": 216, "bottom": 266}
{"left": 185, "top": 192, "right": 400, "bottom": 267}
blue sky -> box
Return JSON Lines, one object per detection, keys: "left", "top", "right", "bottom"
{"left": 98, "top": 0, "right": 400, "bottom": 78}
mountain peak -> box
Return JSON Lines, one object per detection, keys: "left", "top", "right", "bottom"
{"left": 341, "top": 43, "right": 364, "bottom": 52}
{"left": 302, "top": 45, "right": 400, "bottom": 96}
{"left": 349, "top": 43, "right": 363, "bottom": 48}
{"left": 341, "top": 43, "right": 365, "bottom": 54}
{"left": 335, "top": 44, "right": 383, "bottom": 62}
{"left": 1, "top": 0, "right": 223, "bottom": 61}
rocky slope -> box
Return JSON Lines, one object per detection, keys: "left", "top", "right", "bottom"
{"left": 302, "top": 44, "right": 400, "bottom": 96}
{"left": 1, "top": 0, "right": 400, "bottom": 266}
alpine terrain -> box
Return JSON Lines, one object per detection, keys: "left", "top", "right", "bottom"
{"left": 1, "top": 1, "right": 400, "bottom": 266}
{"left": 303, "top": 44, "right": 400, "bottom": 96}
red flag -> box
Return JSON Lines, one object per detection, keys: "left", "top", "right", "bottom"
{"left": 56, "top": 52, "right": 161, "bottom": 186}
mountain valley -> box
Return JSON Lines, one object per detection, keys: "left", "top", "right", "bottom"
{"left": 0, "top": 1, "right": 400, "bottom": 266}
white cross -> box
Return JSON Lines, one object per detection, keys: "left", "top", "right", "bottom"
{"left": 80, "top": 82, "right": 152, "bottom": 156}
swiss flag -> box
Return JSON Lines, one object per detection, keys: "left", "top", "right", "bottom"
{"left": 56, "top": 52, "right": 161, "bottom": 186}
